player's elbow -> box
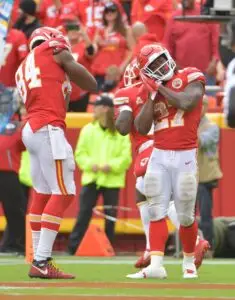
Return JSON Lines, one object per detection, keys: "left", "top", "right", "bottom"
{"left": 116, "top": 126, "right": 129, "bottom": 136}
{"left": 181, "top": 96, "right": 200, "bottom": 112}
{"left": 134, "top": 119, "right": 150, "bottom": 135}
{"left": 115, "top": 121, "right": 130, "bottom": 136}
{"left": 86, "top": 76, "right": 98, "bottom": 93}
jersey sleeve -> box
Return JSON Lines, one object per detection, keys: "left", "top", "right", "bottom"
{"left": 184, "top": 67, "right": 206, "bottom": 86}
{"left": 113, "top": 87, "right": 134, "bottom": 119}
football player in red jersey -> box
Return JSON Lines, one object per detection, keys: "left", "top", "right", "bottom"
{"left": 126, "top": 44, "right": 209, "bottom": 279}
{"left": 115, "top": 59, "right": 180, "bottom": 269}
{"left": 116, "top": 58, "right": 210, "bottom": 274}
{"left": 78, "top": 0, "right": 127, "bottom": 37}
{"left": 15, "top": 27, "right": 97, "bottom": 279}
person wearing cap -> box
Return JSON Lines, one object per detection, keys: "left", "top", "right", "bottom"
{"left": 91, "top": 1, "right": 135, "bottom": 90}
{"left": 68, "top": 94, "right": 132, "bottom": 254}
{"left": 14, "top": 0, "right": 40, "bottom": 39}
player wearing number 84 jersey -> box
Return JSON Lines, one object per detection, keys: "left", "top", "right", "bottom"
{"left": 132, "top": 44, "right": 206, "bottom": 280}
{"left": 15, "top": 27, "right": 97, "bottom": 279}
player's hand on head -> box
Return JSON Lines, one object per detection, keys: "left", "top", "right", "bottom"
{"left": 49, "top": 36, "right": 71, "bottom": 54}
{"left": 140, "top": 72, "right": 162, "bottom": 100}
{"left": 140, "top": 72, "right": 162, "bottom": 93}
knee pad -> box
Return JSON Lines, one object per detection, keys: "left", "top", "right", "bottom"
{"left": 177, "top": 172, "right": 197, "bottom": 202}
{"left": 144, "top": 171, "right": 166, "bottom": 221}
{"left": 148, "top": 201, "right": 166, "bottom": 221}
{"left": 144, "top": 171, "right": 162, "bottom": 198}
{"left": 176, "top": 172, "right": 197, "bottom": 227}
{"left": 177, "top": 213, "right": 195, "bottom": 227}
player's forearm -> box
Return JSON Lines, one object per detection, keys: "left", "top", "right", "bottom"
{"left": 69, "top": 63, "right": 98, "bottom": 93}
{"left": 134, "top": 98, "right": 154, "bottom": 135}
{"left": 158, "top": 85, "right": 199, "bottom": 112}
{"left": 115, "top": 118, "right": 132, "bottom": 135}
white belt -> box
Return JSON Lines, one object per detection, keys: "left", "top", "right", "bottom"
{"left": 138, "top": 140, "right": 154, "bottom": 154}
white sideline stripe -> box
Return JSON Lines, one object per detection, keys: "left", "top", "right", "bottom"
{"left": 1, "top": 294, "right": 235, "bottom": 299}
{"left": 0, "top": 287, "right": 43, "bottom": 290}
{"left": 0, "top": 258, "right": 235, "bottom": 266}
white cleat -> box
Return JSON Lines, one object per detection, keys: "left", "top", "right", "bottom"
{"left": 126, "top": 265, "right": 167, "bottom": 279}
{"left": 183, "top": 263, "right": 198, "bottom": 279}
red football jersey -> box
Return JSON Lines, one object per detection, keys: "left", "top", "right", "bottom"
{"left": 78, "top": 0, "right": 127, "bottom": 29}
{"left": 0, "top": 29, "right": 28, "bottom": 87}
{"left": 70, "top": 42, "right": 91, "bottom": 101}
{"left": 91, "top": 29, "right": 128, "bottom": 76}
{"left": 131, "top": 0, "right": 172, "bottom": 39}
{"left": 114, "top": 82, "right": 153, "bottom": 153}
{"left": 39, "top": 0, "right": 79, "bottom": 27}
{"left": 15, "top": 39, "right": 72, "bottom": 132}
{"left": 153, "top": 67, "right": 205, "bottom": 150}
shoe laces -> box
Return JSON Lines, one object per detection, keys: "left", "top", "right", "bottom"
{"left": 48, "top": 259, "right": 61, "bottom": 274}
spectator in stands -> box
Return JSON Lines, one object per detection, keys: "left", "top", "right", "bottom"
{"left": 163, "top": 0, "right": 219, "bottom": 92}
{"left": 0, "top": 27, "right": 28, "bottom": 88}
{"left": 37, "top": 0, "right": 63, "bottom": 28}
{"left": 132, "top": 22, "right": 160, "bottom": 57}
{"left": 78, "top": 0, "right": 127, "bottom": 37}
{"left": 14, "top": 0, "right": 40, "bottom": 39}
{"left": 197, "top": 96, "right": 223, "bottom": 256}
{"left": 68, "top": 94, "right": 132, "bottom": 254}
{"left": 0, "top": 89, "right": 27, "bottom": 254}
{"left": 131, "top": 0, "right": 173, "bottom": 41}
{"left": 64, "top": 19, "right": 96, "bottom": 112}
{"left": 92, "top": 1, "right": 135, "bottom": 90}
{"left": 38, "top": 0, "right": 125, "bottom": 36}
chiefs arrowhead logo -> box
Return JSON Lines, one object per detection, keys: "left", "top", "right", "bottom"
{"left": 140, "top": 158, "right": 149, "bottom": 167}
{"left": 172, "top": 78, "right": 183, "bottom": 89}
{"left": 136, "top": 97, "right": 144, "bottom": 105}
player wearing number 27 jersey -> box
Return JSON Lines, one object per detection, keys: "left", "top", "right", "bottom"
{"left": 127, "top": 44, "right": 206, "bottom": 280}
{"left": 153, "top": 67, "right": 205, "bottom": 150}
{"left": 15, "top": 27, "right": 97, "bottom": 280}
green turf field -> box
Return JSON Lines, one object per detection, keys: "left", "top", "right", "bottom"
{"left": 0, "top": 256, "right": 235, "bottom": 299}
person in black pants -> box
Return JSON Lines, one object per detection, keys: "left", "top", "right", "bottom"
{"left": 69, "top": 184, "right": 120, "bottom": 252}
{"left": 197, "top": 96, "right": 223, "bottom": 255}
{"left": 0, "top": 171, "right": 27, "bottom": 254}
{"left": 0, "top": 122, "right": 27, "bottom": 254}
{"left": 68, "top": 95, "right": 132, "bottom": 254}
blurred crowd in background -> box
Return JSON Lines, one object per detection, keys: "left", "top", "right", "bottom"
{"left": 0, "top": 0, "right": 228, "bottom": 255}
{"left": 0, "top": 0, "right": 226, "bottom": 112}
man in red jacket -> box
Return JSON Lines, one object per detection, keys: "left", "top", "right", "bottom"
{"left": 132, "top": 22, "right": 161, "bottom": 58}
{"left": 163, "top": 0, "right": 219, "bottom": 90}
{"left": 131, "top": 0, "right": 173, "bottom": 41}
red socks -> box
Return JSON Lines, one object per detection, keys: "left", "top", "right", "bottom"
{"left": 41, "top": 195, "right": 74, "bottom": 231}
{"left": 29, "top": 191, "right": 50, "bottom": 231}
{"left": 150, "top": 218, "right": 169, "bottom": 254}
{"left": 179, "top": 221, "right": 198, "bottom": 254}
